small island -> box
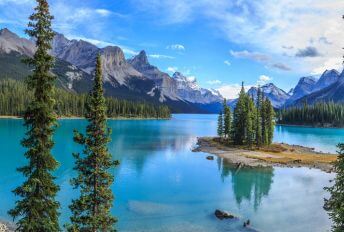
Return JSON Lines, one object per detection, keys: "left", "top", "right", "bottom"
{"left": 196, "top": 85, "right": 338, "bottom": 173}
{"left": 194, "top": 137, "right": 337, "bottom": 173}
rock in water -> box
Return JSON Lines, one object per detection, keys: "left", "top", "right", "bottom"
{"left": 214, "top": 209, "right": 236, "bottom": 220}
{"left": 206, "top": 156, "right": 214, "bottom": 160}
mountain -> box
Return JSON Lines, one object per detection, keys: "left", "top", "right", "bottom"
{"left": 285, "top": 76, "right": 317, "bottom": 105}
{"left": 0, "top": 28, "right": 223, "bottom": 113}
{"left": 128, "top": 50, "right": 179, "bottom": 102}
{"left": 294, "top": 70, "right": 344, "bottom": 105}
{"left": 247, "top": 83, "right": 290, "bottom": 108}
{"left": 312, "top": 69, "right": 340, "bottom": 92}
{"left": 172, "top": 72, "right": 223, "bottom": 104}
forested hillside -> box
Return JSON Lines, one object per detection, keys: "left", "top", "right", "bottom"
{"left": 0, "top": 79, "right": 170, "bottom": 118}
{"left": 277, "top": 102, "right": 344, "bottom": 127}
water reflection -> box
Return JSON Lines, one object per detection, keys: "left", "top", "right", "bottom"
{"left": 219, "top": 158, "right": 274, "bottom": 210}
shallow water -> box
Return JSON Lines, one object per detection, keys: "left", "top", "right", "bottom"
{"left": 0, "top": 114, "right": 338, "bottom": 231}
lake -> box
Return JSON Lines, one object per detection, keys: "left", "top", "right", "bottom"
{"left": 0, "top": 114, "right": 342, "bottom": 231}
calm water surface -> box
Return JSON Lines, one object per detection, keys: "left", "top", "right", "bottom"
{"left": 0, "top": 114, "right": 340, "bottom": 232}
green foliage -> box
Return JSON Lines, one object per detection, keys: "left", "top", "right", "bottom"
{"left": 277, "top": 102, "right": 344, "bottom": 127}
{"left": 217, "top": 110, "right": 224, "bottom": 138}
{"left": 223, "top": 99, "right": 231, "bottom": 138}
{"left": 232, "top": 83, "right": 248, "bottom": 145}
{"left": 0, "top": 79, "right": 171, "bottom": 119}
{"left": 8, "top": 1, "right": 60, "bottom": 231}
{"left": 68, "top": 55, "right": 119, "bottom": 232}
{"left": 219, "top": 83, "right": 275, "bottom": 147}
{"left": 324, "top": 144, "right": 344, "bottom": 232}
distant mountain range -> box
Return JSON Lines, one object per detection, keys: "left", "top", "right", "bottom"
{"left": 0, "top": 28, "right": 223, "bottom": 113}
{"left": 1, "top": 27, "right": 344, "bottom": 112}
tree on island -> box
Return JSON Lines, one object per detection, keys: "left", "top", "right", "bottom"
{"left": 8, "top": 0, "right": 61, "bottom": 231}
{"left": 217, "top": 110, "right": 224, "bottom": 138}
{"left": 223, "top": 99, "right": 231, "bottom": 139}
{"left": 68, "top": 55, "right": 119, "bottom": 232}
{"left": 218, "top": 82, "right": 275, "bottom": 147}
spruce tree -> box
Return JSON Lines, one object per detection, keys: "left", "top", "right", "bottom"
{"left": 233, "top": 82, "right": 247, "bottom": 145}
{"left": 217, "top": 110, "right": 224, "bottom": 138}
{"left": 68, "top": 55, "right": 119, "bottom": 232}
{"left": 324, "top": 144, "right": 344, "bottom": 232}
{"left": 256, "top": 86, "right": 263, "bottom": 147}
{"left": 223, "top": 100, "right": 231, "bottom": 140}
{"left": 8, "top": 1, "right": 60, "bottom": 231}
{"left": 246, "top": 95, "right": 256, "bottom": 147}
{"left": 265, "top": 99, "right": 275, "bottom": 145}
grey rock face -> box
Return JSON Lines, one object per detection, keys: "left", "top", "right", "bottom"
{"left": 286, "top": 76, "right": 317, "bottom": 105}
{"left": 0, "top": 28, "right": 36, "bottom": 56}
{"left": 312, "top": 69, "right": 339, "bottom": 92}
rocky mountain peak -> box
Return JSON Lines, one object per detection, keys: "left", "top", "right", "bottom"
{"left": 102, "top": 46, "right": 126, "bottom": 66}
{"left": 313, "top": 69, "right": 340, "bottom": 92}
{"left": 128, "top": 50, "right": 150, "bottom": 68}
{"left": 0, "top": 28, "right": 17, "bottom": 38}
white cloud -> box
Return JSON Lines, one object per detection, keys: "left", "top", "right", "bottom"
{"left": 207, "top": 80, "right": 222, "bottom": 85}
{"left": 224, "top": 60, "right": 231, "bottom": 66}
{"left": 259, "top": 75, "right": 272, "bottom": 82}
{"left": 186, "top": 76, "right": 196, "bottom": 82}
{"left": 217, "top": 83, "right": 252, "bottom": 99}
{"left": 167, "top": 44, "right": 185, "bottom": 51}
{"left": 149, "top": 54, "right": 175, "bottom": 59}
{"left": 230, "top": 50, "right": 269, "bottom": 62}
{"left": 95, "top": 9, "right": 112, "bottom": 17}
{"left": 167, "top": 66, "right": 178, "bottom": 73}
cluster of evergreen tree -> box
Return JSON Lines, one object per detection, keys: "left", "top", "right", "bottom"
{"left": 0, "top": 79, "right": 170, "bottom": 119}
{"left": 277, "top": 102, "right": 344, "bottom": 127}
{"left": 217, "top": 83, "right": 275, "bottom": 147}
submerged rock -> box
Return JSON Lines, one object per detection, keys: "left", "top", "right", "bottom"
{"left": 214, "top": 209, "right": 237, "bottom": 220}
{"left": 206, "top": 156, "right": 214, "bottom": 160}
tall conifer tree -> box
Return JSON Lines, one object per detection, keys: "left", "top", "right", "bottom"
{"left": 68, "top": 55, "right": 119, "bottom": 232}
{"left": 325, "top": 144, "right": 344, "bottom": 232}
{"left": 256, "top": 86, "right": 263, "bottom": 147}
{"left": 233, "top": 82, "right": 247, "bottom": 145}
{"left": 217, "top": 110, "right": 224, "bottom": 138}
{"left": 223, "top": 99, "right": 231, "bottom": 139}
{"left": 8, "top": 1, "right": 60, "bottom": 231}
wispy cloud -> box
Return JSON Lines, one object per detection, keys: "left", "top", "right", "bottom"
{"left": 295, "top": 46, "right": 321, "bottom": 58}
{"left": 217, "top": 83, "right": 252, "bottom": 99}
{"left": 224, "top": 60, "right": 231, "bottom": 66}
{"left": 257, "top": 75, "right": 272, "bottom": 85}
{"left": 207, "top": 80, "right": 222, "bottom": 85}
{"left": 149, "top": 54, "right": 175, "bottom": 59}
{"left": 167, "top": 66, "right": 178, "bottom": 73}
{"left": 166, "top": 44, "right": 185, "bottom": 51}
{"left": 230, "top": 50, "right": 269, "bottom": 62}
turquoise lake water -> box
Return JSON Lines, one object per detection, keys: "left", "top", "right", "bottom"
{"left": 0, "top": 114, "right": 342, "bottom": 231}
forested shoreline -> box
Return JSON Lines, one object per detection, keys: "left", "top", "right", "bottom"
{"left": 0, "top": 79, "right": 171, "bottom": 119}
{"left": 277, "top": 102, "right": 344, "bottom": 128}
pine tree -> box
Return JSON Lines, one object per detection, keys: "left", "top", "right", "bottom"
{"left": 217, "top": 110, "right": 224, "bottom": 138}
{"left": 246, "top": 95, "right": 256, "bottom": 147}
{"left": 256, "top": 86, "right": 263, "bottom": 147}
{"left": 233, "top": 82, "right": 247, "bottom": 145}
{"left": 223, "top": 100, "right": 231, "bottom": 140}
{"left": 324, "top": 144, "right": 344, "bottom": 232}
{"left": 8, "top": 1, "right": 60, "bottom": 231}
{"left": 265, "top": 99, "right": 275, "bottom": 145}
{"left": 68, "top": 55, "right": 119, "bottom": 232}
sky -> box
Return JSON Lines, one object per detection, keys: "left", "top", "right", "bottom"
{"left": 0, "top": 0, "right": 343, "bottom": 99}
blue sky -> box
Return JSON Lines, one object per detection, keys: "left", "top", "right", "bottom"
{"left": 0, "top": 0, "right": 343, "bottom": 98}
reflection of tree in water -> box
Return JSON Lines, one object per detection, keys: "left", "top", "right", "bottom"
{"left": 219, "top": 158, "right": 274, "bottom": 210}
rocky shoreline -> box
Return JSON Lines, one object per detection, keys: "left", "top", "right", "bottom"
{"left": 193, "top": 137, "right": 337, "bottom": 173}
